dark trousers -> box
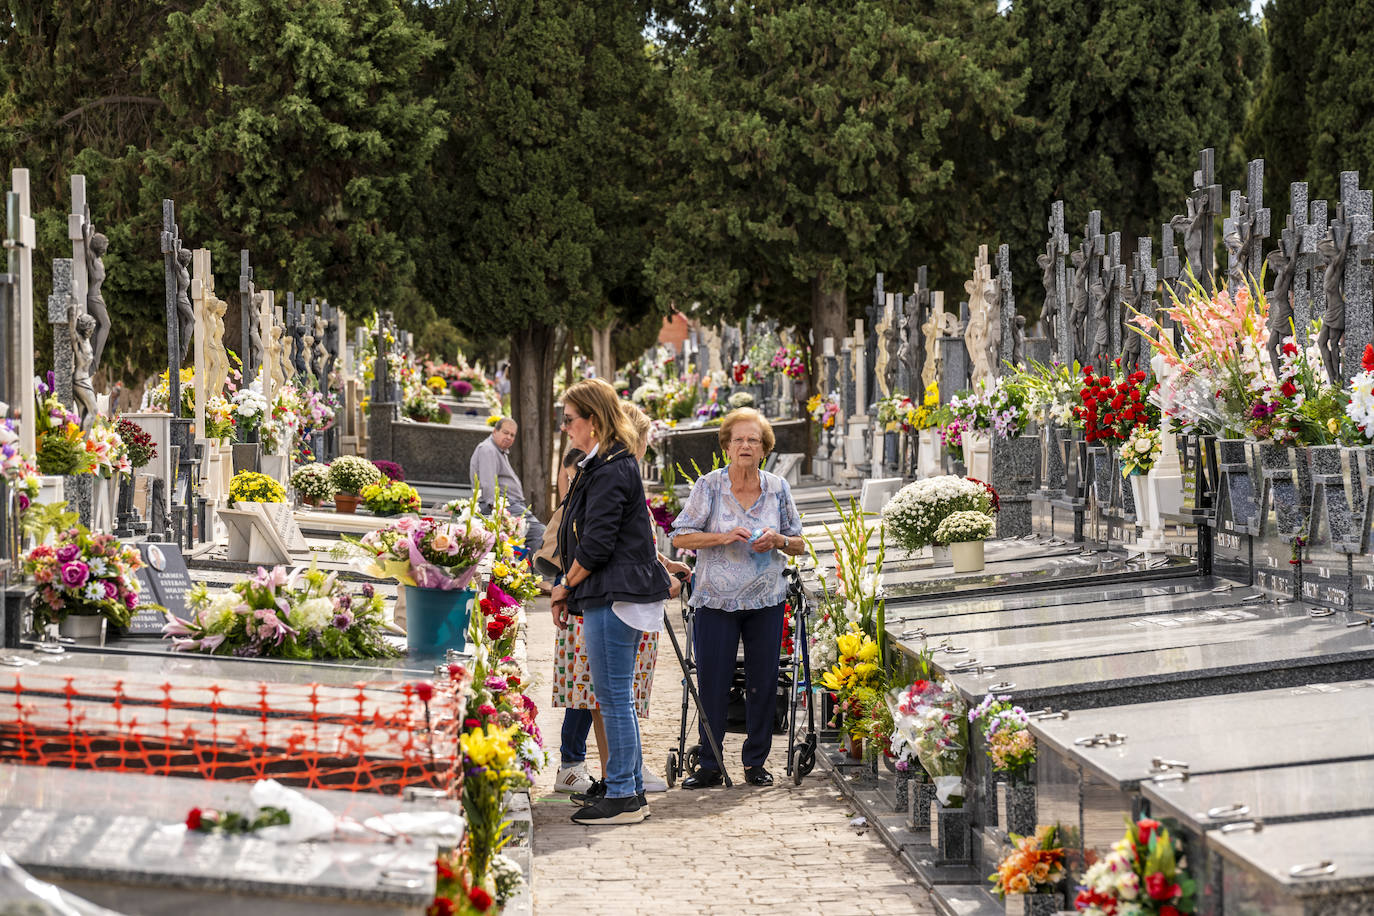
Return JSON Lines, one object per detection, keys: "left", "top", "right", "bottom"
{"left": 693, "top": 602, "right": 786, "bottom": 772}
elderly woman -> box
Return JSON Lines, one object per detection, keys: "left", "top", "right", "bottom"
{"left": 553, "top": 378, "right": 671, "bottom": 824}
{"left": 671, "top": 407, "right": 804, "bottom": 787}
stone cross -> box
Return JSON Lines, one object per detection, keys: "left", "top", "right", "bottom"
{"left": 6, "top": 171, "right": 36, "bottom": 454}
{"left": 866, "top": 273, "right": 883, "bottom": 411}
{"left": 920, "top": 290, "right": 951, "bottom": 394}
{"left": 1070, "top": 211, "right": 1104, "bottom": 369}
{"left": 239, "top": 251, "right": 255, "bottom": 381}
{"left": 1156, "top": 221, "right": 1182, "bottom": 352}
{"left": 301, "top": 300, "right": 316, "bottom": 384}
{"left": 905, "top": 266, "right": 930, "bottom": 392}
{"left": 1222, "top": 160, "right": 1271, "bottom": 296}
{"left": 1288, "top": 183, "right": 1313, "bottom": 344}
{"left": 260, "top": 289, "right": 277, "bottom": 406}
{"left": 996, "top": 243, "right": 1016, "bottom": 370}
{"left": 1123, "top": 237, "right": 1157, "bottom": 373}
{"left": 323, "top": 301, "right": 338, "bottom": 393}
{"left": 190, "top": 249, "right": 211, "bottom": 437}
{"left": 1041, "top": 201, "right": 1071, "bottom": 364}
{"left": 1172, "top": 148, "right": 1223, "bottom": 292}
{"left": 1305, "top": 198, "right": 1329, "bottom": 348}
{"left": 838, "top": 335, "right": 854, "bottom": 428}
{"left": 875, "top": 293, "right": 895, "bottom": 399}
{"left": 1099, "top": 231, "right": 1126, "bottom": 363}
{"left": 46, "top": 259, "right": 75, "bottom": 405}
{"left": 2, "top": 193, "right": 20, "bottom": 418}
{"left": 963, "top": 245, "right": 996, "bottom": 386}
{"left": 1338, "top": 172, "right": 1372, "bottom": 386}
{"left": 67, "top": 176, "right": 88, "bottom": 327}
{"left": 851, "top": 318, "right": 866, "bottom": 418}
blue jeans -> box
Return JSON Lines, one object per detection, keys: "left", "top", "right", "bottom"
{"left": 581, "top": 603, "right": 644, "bottom": 799}
{"left": 560, "top": 708, "right": 593, "bottom": 765}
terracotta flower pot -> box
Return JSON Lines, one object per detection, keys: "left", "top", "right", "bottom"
{"left": 334, "top": 492, "right": 363, "bottom": 514}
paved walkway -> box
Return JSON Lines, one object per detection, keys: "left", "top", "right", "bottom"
{"left": 525, "top": 596, "right": 936, "bottom": 915}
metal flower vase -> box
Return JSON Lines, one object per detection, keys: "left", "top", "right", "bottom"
{"left": 58, "top": 614, "right": 106, "bottom": 647}
{"left": 950, "top": 540, "right": 985, "bottom": 573}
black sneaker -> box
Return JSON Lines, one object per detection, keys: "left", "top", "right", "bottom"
{"left": 570, "top": 778, "right": 607, "bottom": 806}
{"left": 638, "top": 791, "right": 651, "bottom": 817}
{"left": 571, "top": 794, "right": 646, "bottom": 826}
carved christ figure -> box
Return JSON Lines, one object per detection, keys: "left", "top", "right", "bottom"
{"left": 82, "top": 209, "right": 111, "bottom": 373}
{"left": 249, "top": 291, "right": 266, "bottom": 383}
{"left": 267, "top": 324, "right": 288, "bottom": 393}
{"left": 1037, "top": 244, "right": 1057, "bottom": 344}
{"left": 69, "top": 304, "right": 98, "bottom": 430}
{"left": 1170, "top": 199, "right": 1208, "bottom": 283}
{"left": 1317, "top": 212, "right": 1352, "bottom": 382}
{"left": 1266, "top": 222, "right": 1299, "bottom": 377}
{"left": 205, "top": 295, "right": 230, "bottom": 399}
{"left": 1223, "top": 196, "right": 1255, "bottom": 293}
{"left": 175, "top": 247, "right": 194, "bottom": 364}
{"left": 1069, "top": 244, "right": 1091, "bottom": 364}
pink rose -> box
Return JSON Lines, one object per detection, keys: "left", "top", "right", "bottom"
{"left": 60, "top": 561, "right": 89, "bottom": 589}
{"left": 102, "top": 580, "right": 119, "bottom": 600}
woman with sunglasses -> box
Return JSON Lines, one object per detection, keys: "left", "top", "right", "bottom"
{"left": 552, "top": 378, "right": 671, "bottom": 825}
{"left": 670, "top": 407, "right": 805, "bottom": 788}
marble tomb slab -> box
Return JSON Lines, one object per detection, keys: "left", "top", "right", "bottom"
{"left": 0, "top": 764, "right": 441, "bottom": 915}
{"left": 1211, "top": 814, "right": 1374, "bottom": 915}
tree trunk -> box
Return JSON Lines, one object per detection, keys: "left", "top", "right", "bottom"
{"left": 590, "top": 318, "right": 617, "bottom": 379}
{"left": 810, "top": 273, "right": 848, "bottom": 369}
{"left": 509, "top": 321, "right": 558, "bottom": 519}
{"left": 810, "top": 274, "right": 848, "bottom": 471}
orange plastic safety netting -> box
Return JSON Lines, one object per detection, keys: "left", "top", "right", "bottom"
{"left": 0, "top": 664, "right": 469, "bottom": 796}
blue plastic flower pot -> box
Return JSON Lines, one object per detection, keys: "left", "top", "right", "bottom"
{"left": 403, "top": 585, "right": 474, "bottom": 657}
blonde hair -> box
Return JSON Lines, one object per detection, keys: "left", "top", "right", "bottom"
{"left": 564, "top": 378, "right": 638, "bottom": 455}
{"left": 718, "top": 407, "right": 775, "bottom": 456}
{"left": 624, "top": 402, "right": 653, "bottom": 460}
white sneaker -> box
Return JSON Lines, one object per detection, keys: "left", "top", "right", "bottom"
{"left": 641, "top": 769, "right": 669, "bottom": 793}
{"left": 555, "top": 763, "right": 594, "bottom": 794}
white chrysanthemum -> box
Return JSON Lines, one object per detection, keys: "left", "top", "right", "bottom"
{"left": 289, "top": 597, "right": 334, "bottom": 631}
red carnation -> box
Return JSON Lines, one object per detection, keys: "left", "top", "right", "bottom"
{"left": 1281, "top": 379, "right": 1298, "bottom": 398}
{"left": 415, "top": 682, "right": 434, "bottom": 703}
{"left": 1284, "top": 341, "right": 1299, "bottom": 356}
{"left": 468, "top": 886, "right": 494, "bottom": 911}
{"left": 185, "top": 807, "right": 203, "bottom": 831}
{"left": 1364, "top": 344, "right": 1374, "bottom": 372}
{"left": 1137, "top": 817, "right": 1160, "bottom": 844}
{"left": 1146, "top": 872, "right": 1180, "bottom": 901}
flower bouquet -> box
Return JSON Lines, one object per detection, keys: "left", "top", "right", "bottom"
{"left": 488, "top": 550, "right": 540, "bottom": 603}
{"left": 232, "top": 386, "right": 270, "bottom": 439}
{"left": 0, "top": 419, "right": 40, "bottom": 514}
{"left": 1120, "top": 425, "right": 1162, "bottom": 477}
{"left": 345, "top": 515, "right": 495, "bottom": 590}
{"left": 1075, "top": 818, "right": 1197, "bottom": 916}
{"left": 85, "top": 418, "right": 131, "bottom": 478}
{"left": 34, "top": 377, "right": 95, "bottom": 476}
{"left": 362, "top": 479, "right": 422, "bottom": 515}
{"left": 883, "top": 476, "right": 994, "bottom": 552}
{"left": 229, "top": 470, "right": 287, "bottom": 506}
{"left": 459, "top": 722, "right": 530, "bottom": 888}
{"left": 163, "top": 564, "right": 400, "bottom": 659}
{"left": 24, "top": 526, "right": 145, "bottom": 630}
{"left": 770, "top": 344, "right": 806, "bottom": 380}
{"left": 451, "top": 378, "right": 473, "bottom": 398}
{"left": 204, "top": 394, "right": 237, "bottom": 441}
{"left": 374, "top": 459, "right": 406, "bottom": 481}
{"left": 290, "top": 463, "right": 335, "bottom": 505}
{"left": 990, "top": 825, "right": 1066, "bottom": 900}
{"left": 1073, "top": 363, "right": 1157, "bottom": 445}
{"left": 891, "top": 677, "right": 969, "bottom": 805}
{"left": 969, "top": 693, "right": 1036, "bottom": 782}
{"left": 114, "top": 417, "right": 156, "bottom": 469}
{"left": 807, "top": 391, "right": 840, "bottom": 428}
{"left": 479, "top": 583, "right": 522, "bottom": 656}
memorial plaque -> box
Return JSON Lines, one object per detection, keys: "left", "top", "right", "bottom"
{"left": 126, "top": 542, "right": 194, "bottom": 634}
{"left": 252, "top": 502, "right": 309, "bottom": 553}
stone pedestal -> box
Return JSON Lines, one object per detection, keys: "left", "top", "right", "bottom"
{"left": 991, "top": 433, "right": 1040, "bottom": 538}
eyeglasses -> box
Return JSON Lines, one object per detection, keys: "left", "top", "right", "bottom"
{"left": 560, "top": 414, "right": 580, "bottom": 428}
{"left": 730, "top": 437, "right": 763, "bottom": 447}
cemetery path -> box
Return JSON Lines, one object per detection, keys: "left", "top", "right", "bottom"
{"left": 525, "top": 597, "right": 936, "bottom": 915}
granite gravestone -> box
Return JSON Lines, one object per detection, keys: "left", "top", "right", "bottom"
{"left": 1172, "top": 147, "right": 1223, "bottom": 293}
{"left": 128, "top": 541, "right": 194, "bottom": 633}
{"left": 1302, "top": 197, "right": 1329, "bottom": 351}
{"left": 995, "top": 244, "right": 1015, "bottom": 370}
{"left": 1043, "top": 201, "right": 1071, "bottom": 363}
{"left": 906, "top": 267, "right": 930, "bottom": 394}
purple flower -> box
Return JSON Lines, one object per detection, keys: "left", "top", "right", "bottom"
{"left": 333, "top": 611, "right": 353, "bottom": 630}
{"left": 124, "top": 591, "right": 138, "bottom": 609}
{"left": 55, "top": 544, "right": 81, "bottom": 564}
{"left": 60, "top": 561, "right": 90, "bottom": 589}
{"left": 16, "top": 494, "right": 29, "bottom": 513}
{"left": 102, "top": 580, "right": 118, "bottom": 600}
{"left": 361, "top": 584, "right": 375, "bottom": 599}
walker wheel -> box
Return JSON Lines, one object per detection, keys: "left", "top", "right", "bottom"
{"left": 686, "top": 745, "right": 701, "bottom": 774}
{"left": 794, "top": 744, "right": 816, "bottom": 782}
{"left": 666, "top": 751, "right": 678, "bottom": 788}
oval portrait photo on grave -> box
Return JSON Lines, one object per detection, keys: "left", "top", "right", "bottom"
{"left": 146, "top": 544, "right": 167, "bottom": 572}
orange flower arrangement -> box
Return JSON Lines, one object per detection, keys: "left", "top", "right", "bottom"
{"left": 990, "top": 824, "right": 1066, "bottom": 899}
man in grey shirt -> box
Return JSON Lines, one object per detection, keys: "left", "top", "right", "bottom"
{"left": 470, "top": 418, "right": 545, "bottom": 553}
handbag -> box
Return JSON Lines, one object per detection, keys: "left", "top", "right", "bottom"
{"left": 532, "top": 502, "right": 564, "bottom": 577}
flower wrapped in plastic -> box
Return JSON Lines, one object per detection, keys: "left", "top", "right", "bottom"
{"left": 345, "top": 515, "right": 495, "bottom": 590}
{"left": 891, "top": 677, "right": 969, "bottom": 805}
{"left": 969, "top": 693, "right": 1036, "bottom": 782}
{"left": 1075, "top": 817, "right": 1197, "bottom": 915}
